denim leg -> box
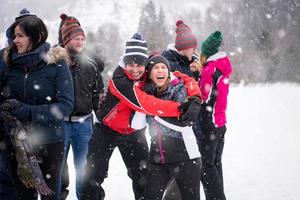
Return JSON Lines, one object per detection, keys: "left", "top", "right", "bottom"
{"left": 71, "top": 118, "right": 93, "bottom": 199}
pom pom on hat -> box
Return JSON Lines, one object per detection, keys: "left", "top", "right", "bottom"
{"left": 60, "top": 13, "right": 68, "bottom": 20}
{"left": 123, "top": 32, "right": 148, "bottom": 66}
{"left": 176, "top": 20, "right": 184, "bottom": 26}
{"left": 132, "top": 32, "right": 142, "bottom": 40}
{"left": 15, "top": 8, "right": 36, "bottom": 20}
{"left": 175, "top": 20, "right": 198, "bottom": 51}
{"left": 201, "top": 31, "right": 223, "bottom": 58}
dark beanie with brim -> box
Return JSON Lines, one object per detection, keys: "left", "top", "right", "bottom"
{"left": 201, "top": 31, "right": 222, "bottom": 58}
{"left": 146, "top": 55, "right": 170, "bottom": 79}
{"left": 123, "top": 33, "right": 148, "bottom": 66}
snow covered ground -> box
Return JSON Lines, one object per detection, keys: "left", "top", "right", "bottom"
{"left": 65, "top": 84, "right": 300, "bottom": 200}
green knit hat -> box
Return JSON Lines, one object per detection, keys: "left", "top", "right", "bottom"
{"left": 201, "top": 31, "right": 222, "bottom": 58}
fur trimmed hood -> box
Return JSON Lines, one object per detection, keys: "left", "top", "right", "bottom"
{"left": 42, "top": 45, "right": 70, "bottom": 65}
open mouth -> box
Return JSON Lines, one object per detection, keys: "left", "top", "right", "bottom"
{"left": 156, "top": 75, "right": 165, "bottom": 80}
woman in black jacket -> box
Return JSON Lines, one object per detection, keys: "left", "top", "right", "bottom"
{"left": 0, "top": 15, "right": 74, "bottom": 200}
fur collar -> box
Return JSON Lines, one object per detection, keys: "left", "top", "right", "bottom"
{"left": 42, "top": 45, "right": 70, "bottom": 65}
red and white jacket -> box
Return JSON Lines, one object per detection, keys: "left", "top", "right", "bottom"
{"left": 96, "top": 66, "right": 200, "bottom": 135}
{"left": 199, "top": 51, "right": 232, "bottom": 128}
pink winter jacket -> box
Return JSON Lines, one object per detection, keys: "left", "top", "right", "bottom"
{"left": 199, "top": 51, "right": 232, "bottom": 128}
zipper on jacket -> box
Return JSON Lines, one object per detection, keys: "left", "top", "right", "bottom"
{"left": 24, "top": 68, "right": 30, "bottom": 100}
{"left": 157, "top": 132, "right": 165, "bottom": 164}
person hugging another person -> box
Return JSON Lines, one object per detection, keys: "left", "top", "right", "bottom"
{"left": 198, "top": 31, "right": 233, "bottom": 200}
{"left": 80, "top": 32, "right": 201, "bottom": 200}
{"left": 142, "top": 54, "right": 201, "bottom": 200}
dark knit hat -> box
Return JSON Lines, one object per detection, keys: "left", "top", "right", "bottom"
{"left": 175, "top": 20, "right": 198, "bottom": 51}
{"left": 146, "top": 54, "right": 170, "bottom": 79}
{"left": 201, "top": 31, "right": 222, "bottom": 58}
{"left": 123, "top": 33, "right": 148, "bottom": 66}
{"left": 15, "top": 8, "right": 36, "bottom": 20}
{"left": 58, "top": 13, "right": 85, "bottom": 46}
{"left": 6, "top": 8, "right": 36, "bottom": 45}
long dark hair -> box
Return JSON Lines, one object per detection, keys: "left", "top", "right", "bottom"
{"left": 3, "top": 16, "right": 48, "bottom": 66}
{"left": 9, "top": 16, "right": 48, "bottom": 51}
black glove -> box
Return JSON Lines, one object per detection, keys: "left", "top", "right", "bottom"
{"left": 142, "top": 82, "right": 157, "bottom": 95}
{"left": 0, "top": 99, "right": 30, "bottom": 122}
{"left": 179, "top": 96, "right": 201, "bottom": 126}
{"left": 0, "top": 99, "right": 22, "bottom": 112}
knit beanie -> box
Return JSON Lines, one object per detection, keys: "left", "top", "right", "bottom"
{"left": 6, "top": 8, "right": 36, "bottom": 45}
{"left": 58, "top": 13, "right": 85, "bottom": 46}
{"left": 192, "top": 51, "right": 200, "bottom": 64}
{"left": 201, "top": 31, "right": 222, "bottom": 58}
{"left": 146, "top": 54, "right": 170, "bottom": 79}
{"left": 15, "top": 8, "right": 36, "bottom": 20}
{"left": 123, "top": 33, "right": 148, "bottom": 66}
{"left": 175, "top": 20, "right": 198, "bottom": 51}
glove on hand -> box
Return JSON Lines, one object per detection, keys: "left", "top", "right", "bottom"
{"left": 0, "top": 99, "right": 22, "bottom": 112}
{"left": 179, "top": 96, "right": 201, "bottom": 126}
{"left": 0, "top": 99, "right": 31, "bottom": 121}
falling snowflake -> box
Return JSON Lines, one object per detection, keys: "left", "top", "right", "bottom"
{"left": 278, "top": 29, "right": 286, "bottom": 38}
{"left": 229, "top": 52, "right": 236, "bottom": 56}
{"left": 266, "top": 13, "right": 272, "bottom": 19}
{"left": 34, "top": 84, "right": 40, "bottom": 90}
{"left": 50, "top": 105, "right": 63, "bottom": 119}
{"left": 206, "top": 106, "right": 213, "bottom": 112}
{"left": 223, "top": 78, "right": 229, "bottom": 84}
{"left": 45, "top": 174, "right": 51, "bottom": 179}
{"left": 46, "top": 96, "right": 52, "bottom": 101}
{"left": 236, "top": 47, "right": 243, "bottom": 53}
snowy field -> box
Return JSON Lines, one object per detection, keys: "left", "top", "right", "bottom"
{"left": 65, "top": 84, "right": 300, "bottom": 200}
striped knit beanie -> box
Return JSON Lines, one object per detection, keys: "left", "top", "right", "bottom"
{"left": 175, "top": 20, "right": 198, "bottom": 51}
{"left": 58, "top": 13, "right": 85, "bottom": 46}
{"left": 192, "top": 51, "right": 200, "bottom": 64}
{"left": 123, "top": 33, "right": 148, "bottom": 66}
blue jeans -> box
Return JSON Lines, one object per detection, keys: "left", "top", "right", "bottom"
{"left": 62, "top": 117, "right": 93, "bottom": 199}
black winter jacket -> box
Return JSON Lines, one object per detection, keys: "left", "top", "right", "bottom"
{"left": 162, "top": 44, "right": 198, "bottom": 80}
{"left": 69, "top": 54, "right": 103, "bottom": 117}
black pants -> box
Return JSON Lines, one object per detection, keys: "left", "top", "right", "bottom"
{"left": 80, "top": 123, "right": 149, "bottom": 200}
{"left": 144, "top": 158, "right": 201, "bottom": 200}
{"left": 0, "top": 139, "right": 64, "bottom": 200}
{"left": 199, "top": 126, "right": 226, "bottom": 200}
{"left": 162, "top": 179, "right": 181, "bottom": 200}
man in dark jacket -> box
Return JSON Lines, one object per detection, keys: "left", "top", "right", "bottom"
{"left": 58, "top": 13, "right": 104, "bottom": 199}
